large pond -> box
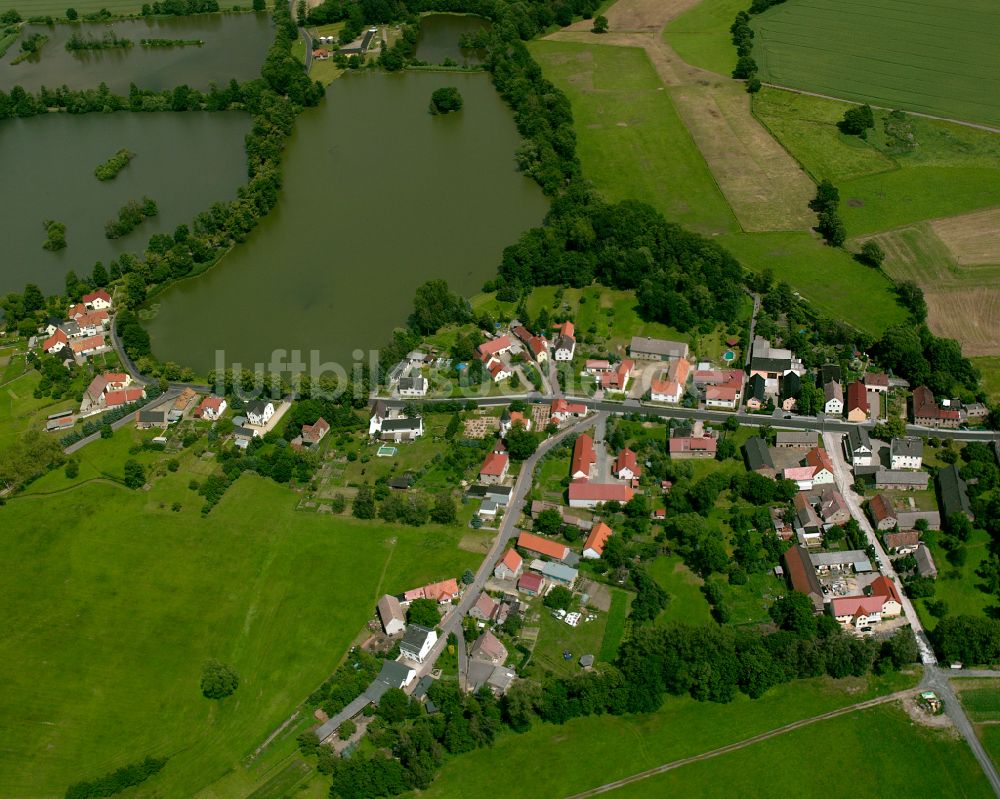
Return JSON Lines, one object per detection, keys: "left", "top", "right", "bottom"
{"left": 145, "top": 70, "right": 548, "bottom": 374}
{"left": 0, "top": 13, "right": 272, "bottom": 93}
{"left": 0, "top": 111, "right": 251, "bottom": 295}
{"left": 414, "top": 13, "right": 488, "bottom": 66}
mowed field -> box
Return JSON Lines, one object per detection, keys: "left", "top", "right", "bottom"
{"left": 866, "top": 218, "right": 1000, "bottom": 355}
{"left": 526, "top": 41, "right": 739, "bottom": 236}
{"left": 663, "top": 0, "right": 745, "bottom": 76}
{"left": 0, "top": 465, "right": 481, "bottom": 798}
{"left": 751, "top": 0, "right": 1000, "bottom": 128}
{"left": 415, "top": 672, "right": 925, "bottom": 799}
{"left": 600, "top": 704, "right": 992, "bottom": 799}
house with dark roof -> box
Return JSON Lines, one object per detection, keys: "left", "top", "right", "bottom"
{"left": 890, "top": 437, "right": 923, "bottom": 470}
{"left": 820, "top": 364, "right": 842, "bottom": 386}
{"left": 779, "top": 372, "right": 801, "bottom": 411}
{"left": 912, "top": 386, "right": 961, "bottom": 428}
{"left": 845, "top": 426, "right": 873, "bottom": 467}
{"left": 792, "top": 492, "right": 823, "bottom": 546}
{"left": 938, "top": 464, "right": 972, "bottom": 521}
{"left": 746, "top": 374, "right": 767, "bottom": 410}
{"left": 776, "top": 431, "right": 816, "bottom": 449}
{"left": 744, "top": 436, "right": 776, "bottom": 478}
{"left": 875, "top": 470, "right": 930, "bottom": 490}
{"left": 400, "top": 625, "right": 437, "bottom": 663}
{"left": 135, "top": 408, "right": 169, "bottom": 430}
{"left": 914, "top": 545, "right": 938, "bottom": 578}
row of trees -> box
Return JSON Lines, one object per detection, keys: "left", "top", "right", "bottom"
{"left": 65, "top": 756, "right": 168, "bottom": 799}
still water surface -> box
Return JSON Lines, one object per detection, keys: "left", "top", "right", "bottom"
{"left": 145, "top": 70, "right": 548, "bottom": 373}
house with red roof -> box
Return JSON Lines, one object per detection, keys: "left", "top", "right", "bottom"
{"left": 487, "top": 360, "right": 512, "bottom": 383}
{"left": 43, "top": 328, "right": 69, "bottom": 354}
{"left": 301, "top": 417, "right": 330, "bottom": 446}
{"left": 478, "top": 335, "right": 512, "bottom": 361}
{"left": 195, "top": 396, "right": 227, "bottom": 421}
{"left": 518, "top": 571, "right": 544, "bottom": 596}
{"left": 568, "top": 481, "right": 634, "bottom": 509}
{"left": 867, "top": 575, "right": 902, "bottom": 616}
{"left": 104, "top": 387, "right": 146, "bottom": 408}
{"left": 571, "top": 433, "right": 596, "bottom": 480}
{"left": 864, "top": 372, "right": 889, "bottom": 393}
{"left": 613, "top": 448, "right": 641, "bottom": 481}
{"left": 76, "top": 309, "right": 109, "bottom": 336}
{"left": 804, "top": 447, "right": 835, "bottom": 485}
{"left": 468, "top": 592, "right": 500, "bottom": 622}
{"left": 420, "top": 578, "right": 461, "bottom": 604}
{"left": 70, "top": 334, "right": 107, "bottom": 357}
{"left": 550, "top": 397, "right": 587, "bottom": 424}
{"left": 585, "top": 359, "right": 612, "bottom": 374}
{"left": 912, "top": 385, "right": 961, "bottom": 428}
{"left": 705, "top": 381, "right": 742, "bottom": 409}
{"left": 82, "top": 289, "right": 112, "bottom": 310}
{"left": 601, "top": 359, "right": 634, "bottom": 392}
{"left": 67, "top": 303, "right": 88, "bottom": 320}
{"left": 81, "top": 372, "right": 132, "bottom": 413}
{"left": 668, "top": 435, "right": 717, "bottom": 459}
{"left": 582, "top": 521, "right": 613, "bottom": 559}
{"left": 494, "top": 548, "right": 523, "bottom": 580}
{"left": 829, "top": 595, "right": 887, "bottom": 629}
{"left": 869, "top": 494, "right": 897, "bottom": 531}
{"left": 552, "top": 320, "right": 576, "bottom": 362}
{"left": 649, "top": 357, "right": 691, "bottom": 404}
{"left": 517, "top": 531, "right": 570, "bottom": 561}
{"left": 846, "top": 380, "right": 870, "bottom": 422}
{"left": 479, "top": 451, "right": 510, "bottom": 485}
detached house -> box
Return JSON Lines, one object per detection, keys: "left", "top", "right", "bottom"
{"left": 829, "top": 595, "right": 888, "bottom": 629}
{"left": 478, "top": 335, "right": 512, "bottom": 362}
{"left": 43, "top": 328, "right": 69, "bottom": 354}
{"left": 377, "top": 594, "right": 406, "bottom": 635}
{"left": 301, "top": 417, "right": 330, "bottom": 446}
{"left": 864, "top": 372, "right": 889, "bottom": 393}
{"left": 823, "top": 381, "right": 844, "bottom": 415}
{"left": 400, "top": 625, "right": 437, "bottom": 663}
{"left": 195, "top": 396, "right": 227, "bottom": 420}
{"left": 745, "top": 374, "right": 766, "bottom": 410}
{"left": 246, "top": 400, "right": 275, "bottom": 427}
{"left": 890, "top": 437, "right": 923, "bottom": 470}
{"left": 613, "top": 448, "right": 641, "bottom": 481}
{"left": 804, "top": 448, "right": 835, "bottom": 485}
{"left": 845, "top": 426, "right": 873, "bottom": 466}
{"left": 571, "top": 433, "right": 596, "bottom": 480}
{"left": 398, "top": 373, "right": 428, "bottom": 398}
{"left": 494, "top": 548, "right": 523, "bottom": 580}
{"left": 705, "top": 382, "right": 742, "bottom": 409}
{"left": 869, "top": 494, "right": 898, "bottom": 531}
{"left": 552, "top": 321, "right": 576, "bottom": 361}
{"left": 479, "top": 452, "right": 510, "bottom": 485}
{"left": 846, "top": 380, "right": 870, "bottom": 422}
{"left": 779, "top": 372, "right": 801, "bottom": 412}
{"left": 550, "top": 398, "right": 587, "bottom": 424}
{"left": 582, "top": 521, "right": 613, "bottom": 559}
{"left": 819, "top": 488, "right": 850, "bottom": 526}
{"left": 82, "top": 289, "right": 112, "bottom": 310}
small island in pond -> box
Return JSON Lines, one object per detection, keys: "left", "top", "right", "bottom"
{"left": 429, "top": 86, "right": 463, "bottom": 115}
{"left": 94, "top": 148, "right": 136, "bottom": 181}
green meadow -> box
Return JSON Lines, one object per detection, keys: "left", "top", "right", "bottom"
{"left": 0, "top": 467, "right": 480, "bottom": 798}
{"left": 751, "top": 0, "right": 1000, "bottom": 128}
{"left": 664, "top": 0, "right": 747, "bottom": 77}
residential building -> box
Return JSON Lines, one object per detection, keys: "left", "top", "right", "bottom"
{"left": 820, "top": 364, "right": 842, "bottom": 386}
{"left": 479, "top": 452, "right": 510, "bottom": 485}
{"left": 246, "top": 400, "right": 275, "bottom": 427}
{"left": 792, "top": 492, "right": 823, "bottom": 546}
{"left": 500, "top": 409, "right": 531, "bottom": 436}
{"left": 784, "top": 466, "right": 816, "bottom": 492}
{"left": 705, "top": 382, "right": 742, "bottom": 409}
{"left": 668, "top": 435, "right": 717, "bottom": 459}
{"left": 819, "top": 488, "right": 850, "bottom": 525}
{"left": 469, "top": 592, "right": 499, "bottom": 622}
{"left": 867, "top": 575, "right": 902, "bottom": 617}
{"left": 470, "top": 631, "right": 508, "bottom": 665}
{"left": 82, "top": 289, "right": 112, "bottom": 309}
{"left": 550, "top": 398, "right": 587, "bottom": 424}
{"left": 912, "top": 386, "right": 961, "bottom": 428}
{"left": 830, "top": 595, "right": 888, "bottom": 629}
{"left": 779, "top": 372, "right": 801, "bottom": 411}
{"left": 775, "top": 431, "right": 816, "bottom": 449}
{"left": 527, "top": 336, "right": 548, "bottom": 363}
{"left": 398, "top": 374, "right": 428, "bottom": 398}
{"left": 233, "top": 427, "right": 256, "bottom": 448}
{"left": 568, "top": 481, "right": 634, "bottom": 509}
{"left": 70, "top": 334, "right": 106, "bottom": 357}
{"left": 745, "top": 374, "right": 766, "bottom": 410}
{"left": 516, "top": 531, "right": 569, "bottom": 561}
{"left": 478, "top": 335, "right": 512, "bottom": 361}
{"left": 376, "top": 594, "right": 406, "bottom": 635}
{"left": 749, "top": 336, "right": 799, "bottom": 380}
{"left": 582, "top": 521, "right": 613, "bottom": 559}
{"left": 890, "top": 437, "right": 923, "bottom": 470}
{"left": 884, "top": 530, "right": 921, "bottom": 555}
{"left": 874, "top": 470, "right": 929, "bottom": 490}
{"left": 628, "top": 336, "right": 689, "bottom": 361}
{"left": 135, "top": 408, "right": 169, "bottom": 430}
{"left": 494, "top": 548, "right": 523, "bottom": 580}
{"left": 744, "top": 437, "right": 776, "bottom": 478}
{"left": 869, "top": 494, "right": 898, "bottom": 531}
{"left": 301, "top": 417, "right": 330, "bottom": 446}
{"left": 613, "top": 448, "right": 640, "bottom": 481}
{"left": 938, "top": 464, "right": 972, "bottom": 520}
{"left": 649, "top": 357, "right": 691, "bottom": 404}
{"left": 375, "top": 416, "right": 424, "bottom": 443}
{"left": 600, "top": 359, "right": 634, "bottom": 392}
{"left": 914, "top": 545, "right": 938, "bottom": 578}
{"left": 195, "top": 396, "right": 227, "bottom": 420}
{"left": 845, "top": 426, "right": 873, "bottom": 466}
{"left": 553, "top": 321, "right": 576, "bottom": 361}
{"left": 845, "top": 380, "right": 870, "bottom": 422}
{"left": 782, "top": 545, "right": 824, "bottom": 612}
{"left": 80, "top": 372, "right": 131, "bottom": 413}
{"left": 487, "top": 360, "right": 513, "bottom": 383}
{"left": 823, "top": 381, "right": 844, "bottom": 415}
{"left": 417, "top": 578, "right": 461, "bottom": 604}
{"left": 585, "top": 359, "right": 612, "bottom": 374}
{"left": 804, "top": 448, "right": 835, "bottom": 485}
{"left": 465, "top": 484, "right": 512, "bottom": 506}
{"left": 400, "top": 625, "right": 437, "bottom": 663}
{"left": 694, "top": 368, "right": 744, "bottom": 387}
{"left": 104, "top": 387, "right": 145, "bottom": 408}
{"left": 517, "top": 572, "right": 544, "bottom": 596}
{"left": 571, "top": 433, "right": 596, "bottom": 480}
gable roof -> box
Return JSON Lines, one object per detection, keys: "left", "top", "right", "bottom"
{"left": 568, "top": 482, "right": 634, "bottom": 503}
{"left": 864, "top": 372, "right": 889, "bottom": 388}
{"left": 869, "top": 493, "right": 896, "bottom": 524}
{"left": 776, "top": 431, "right": 816, "bottom": 447}
{"left": 104, "top": 387, "right": 144, "bottom": 407}
{"left": 824, "top": 381, "right": 843, "bottom": 402}
{"left": 498, "top": 548, "right": 522, "bottom": 573}
{"left": 82, "top": 289, "right": 111, "bottom": 305}
{"left": 846, "top": 380, "right": 869, "bottom": 413}
{"left": 517, "top": 531, "right": 569, "bottom": 560}
{"left": 470, "top": 630, "right": 506, "bottom": 662}
{"left": 847, "top": 425, "right": 872, "bottom": 453}
{"left": 571, "top": 433, "right": 596, "bottom": 477}
{"left": 583, "top": 521, "right": 613, "bottom": 556}
{"left": 480, "top": 451, "right": 509, "bottom": 477}
{"left": 912, "top": 385, "right": 938, "bottom": 419}
{"left": 478, "top": 335, "right": 512, "bottom": 358}
{"left": 744, "top": 436, "right": 774, "bottom": 471}
{"left": 830, "top": 595, "right": 886, "bottom": 618}
{"left": 804, "top": 447, "right": 833, "bottom": 475}
{"left": 884, "top": 530, "right": 920, "bottom": 550}
{"left": 938, "top": 464, "right": 972, "bottom": 519}
{"left": 377, "top": 594, "right": 405, "bottom": 625}
{"left": 614, "top": 448, "right": 640, "bottom": 476}
{"left": 782, "top": 545, "right": 823, "bottom": 601}
{"left": 780, "top": 371, "right": 802, "bottom": 400}
{"left": 518, "top": 572, "right": 543, "bottom": 592}
{"left": 868, "top": 574, "right": 902, "bottom": 605}
{"left": 629, "top": 336, "right": 688, "bottom": 359}
{"left": 401, "top": 624, "right": 435, "bottom": 650}
{"left": 890, "top": 437, "right": 923, "bottom": 459}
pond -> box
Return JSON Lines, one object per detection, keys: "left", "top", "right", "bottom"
{"left": 0, "top": 13, "right": 272, "bottom": 93}
{"left": 144, "top": 70, "right": 548, "bottom": 374}
{"left": 414, "top": 13, "right": 488, "bottom": 66}
{"left": 0, "top": 111, "right": 251, "bottom": 295}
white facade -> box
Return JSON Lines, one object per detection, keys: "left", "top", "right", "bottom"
{"left": 824, "top": 397, "right": 843, "bottom": 415}
{"left": 246, "top": 401, "right": 275, "bottom": 427}
{"left": 400, "top": 627, "right": 438, "bottom": 663}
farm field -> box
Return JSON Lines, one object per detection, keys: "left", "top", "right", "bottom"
{"left": 868, "top": 221, "right": 1000, "bottom": 356}
{"left": 601, "top": 703, "right": 992, "bottom": 798}
{"left": 415, "top": 671, "right": 921, "bottom": 799}
{"left": 955, "top": 681, "right": 1000, "bottom": 723}
{"left": 0, "top": 471, "right": 481, "bottom": 798}
{"left": 663, "top": 0, "right": 745, "bottom": 77}
{"left": 720, "top": 230, "right": 907, "bottom": 335}
{"left": 526, "top": 40, "right": 739, "bottom": 236}
{"left": 751, "top": 0, "right": 1000, "bottom": 129}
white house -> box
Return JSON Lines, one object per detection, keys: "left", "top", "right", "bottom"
{"left": 377, "top": 594, "right": 406, "bottom": 636}
{"left": 82, "top": 289, "right": 113, "bottom": 310}
{"left": 487, "top": 359, "right": 513, "bottom": 383}
{"left": 400, "top": 624, "right": 438, "bottom": 663}
{"left": 398, "top": 373, "right": 428, "bottom": 398}
{"left": 845, "top": 426, "right": 873, "bottom": 467}
{"left": 196, "top": 396, "right": 227, "bottom": 421}
{"left": 552, "top": 321, "right": 575, "bottom": 361}
{"left": 246, "top": 400, "right": 275, "bottom": 427}
{"left": 890, "top": 437, "right": 924, "bottom": 470}
{"left": 823, "top": 381, "right": 843, "bottom": 416}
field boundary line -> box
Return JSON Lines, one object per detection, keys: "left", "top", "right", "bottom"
{"left": 762, "top": 83, "right": 1000, "bottom": 135}
{"left": 563, "top": 689, "right": 910, "bottom": 798}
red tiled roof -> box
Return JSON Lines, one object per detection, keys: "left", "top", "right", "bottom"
{"left": 869, "top": 494, "right": 896, "bottom": 524}
{"left": 70, "top": 334, "right": 106, "bottom": 354}
{"left": 585, "top": 359, "right": 611, "bottom": 371}
{"left": 885, "top": 530, "right": 920, "bottom": 550}
{"left": 83, "top": 289, "right": 111, "bottom": 305}
{"left": 864, "top": 372, "right": 889, "bottom": 387}
{"left": 846, "top": 380, "right": 869, "bottom": 413}
{"left": 302, "top": 417, "right": 330, "bottom": 442}
{"left": 868, "top": 575, "right": 901, "bottom": 605}
{"left": 706, "top": 384, "right": 741, "bottom": 401}
{"left": 498, "top": 548, "right": 522, "bottom": 572}
{"left": 912, "top": 386, "right": 938, "bottom": 419}
{"left": 572, "top": 433, "right": 596, "bottom": 477}
{"left": 830, "top": 595, "right": 886, "bottom": 617}
{"left": 517, "top": 532, "right": 569, "bottom": 560}
{"left": 558, "top": 320, "right": 575, "bottom": 338}
{"left": 478, "top": 335, "right": 512, "bottom": 358}
{"left": 43, "top": 329, "right": 69, "bottom": 350}
{"left": 67, "top": 303, "right": 88, "bottom": 319}
{"left": 104, "top": 387, "right": 144, "bottom": 407}
{"left": 568, "top": 482, "right": 634, "bottom": 503}
{"left": 583, "top": 521, "right": 613, "bottom": 556}
{"left": 198, "top": 396, "right": 225, "bottom": 413}
{"left": 518, "top": 572, "right": 543, "bottom": 592}
{"left": 805, "top": 447, "right": 833, "bottom": 474}
{"left": 480, "top": 451, "right": 509, "bottom": 477}
{"left": 422, "top": 578, "right": 460, "bottom": 602}
{"left": 614, "top": 448, "right": 640, "bottom": 477}
{"left": 668, "top": 436, "right": 717, "bottom": 455}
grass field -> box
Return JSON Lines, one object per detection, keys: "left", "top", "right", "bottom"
{"left": 649, "top": 554, "right": 714, "bottom": 626}
{"left": 602, "top": 703, "right": 992, "bottom": 798}
{"left": 973, "top": 357, "right": 1000, "bottom": 402}
{"left": 720, "top": 231, "right": 908, "bottom": 335}
{"left": 913, "top": 529, "right": 993, "bottom": 631}
{"left": 955, "top": 682, "right": 1000, "bottom": 723}
{"left": 416, "top": 671, "right": 921, "bottom": 799}
{"left": 663, "top": 0, "right": 745, "bottom": 77}
{"left": 751, "top": 0, "right": 1000, "bottom": 129}
{"left": 527, "top": 40, "right": 739, "bottom": 236}
{"left": 981, "top": 725, "right": 1000, "bottom": 772}
{"left": 0, "top": 470, "right": 481, "bottom": 798}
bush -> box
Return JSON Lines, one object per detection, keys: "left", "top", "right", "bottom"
{"left": 543, "top": 585, "right": 573, "bottom": 610}
{"left": 429, "top": 87, "right": 463, "bottom": 115}
{"left": 591, "top": 14, "right": 608, "bottom": 32}
{"left": 200, "top": 660, "right": 239, "bottom": 699}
